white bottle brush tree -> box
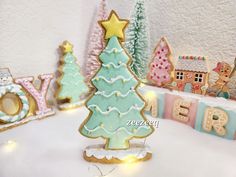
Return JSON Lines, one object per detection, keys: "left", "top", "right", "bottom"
{"left": 125, "top": 0, "right": 150, "bottom": 81}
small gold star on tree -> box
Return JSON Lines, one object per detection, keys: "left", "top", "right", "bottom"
{"left": 60, "top": 41, "right": 73, "bottom": 54}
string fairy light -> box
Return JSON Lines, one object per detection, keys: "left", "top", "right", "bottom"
{"left": 145, "top": 91, "right": 156, "bottom": 100}
{"left": 1, "top": 140, "right": 17, "bottom": 153}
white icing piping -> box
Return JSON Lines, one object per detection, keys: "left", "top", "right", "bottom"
{"left": 102, "top": 62, "right": 126, "bottom": 69}
{"left": 84, "top": 144, "right": 152, "bottom": 160}
{"left": 88, "top": 104, "right": 144, "bottom": 117}
{"left": 92, "top": 76, "right": 133, "bottom": 84}
{"left": 84, "top": 124, "right": 150, "bottom": 136}
{"left": 95, "top": 89, "right": 135, "bottom": 98}
{"left": 104, "top": 48, "right": 123, "bottom": 54}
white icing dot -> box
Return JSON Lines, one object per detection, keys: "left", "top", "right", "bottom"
{"left": 113, "top": 48, "right": 118, "bottom": 53}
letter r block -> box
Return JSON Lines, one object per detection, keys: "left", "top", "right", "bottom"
{"left": 195, "top": 102, "right": 236, "bottom": 140}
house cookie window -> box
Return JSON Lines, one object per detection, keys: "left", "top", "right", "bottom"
{"left": 195, "top": 73, "right": 203, "bottom": 82}
{"left": 176, "top": 72, "right": 184, "bottom": 80}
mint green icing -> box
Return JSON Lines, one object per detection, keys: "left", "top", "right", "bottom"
{"left": 93, "top": 78, "right": 137, "bottom": 95}
{"left": 80, "top": 36, "right": 153, "bottom": 149}
{"left": 58, "top": 52, "right": 89, "bottom": 103}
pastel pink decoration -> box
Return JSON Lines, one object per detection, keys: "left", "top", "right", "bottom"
{"left": 85, "top": 0, "right": 108, "bottom": 87}
{"left": 213, "top": 62, "right": 224, "bottom": 73}
{"left": 164, "top": 93, "right": 198, "bottom": 128}
{"left": 15, "top": 74, "right": 54, "bottom": 116}
{"left": 147, "top": 37, "right": 174, "bottom": 87}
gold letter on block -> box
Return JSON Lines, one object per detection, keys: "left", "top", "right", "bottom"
{"left": 144, "top": 92, "right": 158, "bottom": 118}
{"left": 172, "top": 99, "right": 191, "bottom": 122}
{"left": 203, "top": 107, "right": 228, "bottom": 136}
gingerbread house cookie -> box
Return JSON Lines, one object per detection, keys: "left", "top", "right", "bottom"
{"left": 172, "top": 56, "right": 209, "bottom": 95}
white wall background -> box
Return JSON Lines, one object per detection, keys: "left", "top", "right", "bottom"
{"left": 0, "top": 0, "right": 236, "bottom": 78}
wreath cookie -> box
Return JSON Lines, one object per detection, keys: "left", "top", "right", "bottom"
{"left": 0, "top": 84, "right": 29, "bottom": 123}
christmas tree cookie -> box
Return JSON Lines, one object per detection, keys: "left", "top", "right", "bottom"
{"left": 56, "top": 41, "right": 89, "bottom": 110}
{"left": 147, "top": 37, "right": 174, "bottom": 87}
{"left": 79, "top": 11, "right": 154, "bottom": 164}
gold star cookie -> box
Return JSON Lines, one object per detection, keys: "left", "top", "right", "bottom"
{"left": 99, "top": 10, "right": 129, "bottom": 41}
{"left": 60, "top": 41, "right": 73, "bottom": 54}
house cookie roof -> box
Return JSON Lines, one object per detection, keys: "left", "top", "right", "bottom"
{"left": 0, "top": 68, "right": 12, "bottom": 77}
{"left": 175, "top": 56, "right": 209, "bottom": 73}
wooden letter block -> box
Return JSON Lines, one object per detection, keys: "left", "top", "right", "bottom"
{"left": 172, "top": 99, "right": 191, "bottom": 123}
{"left": 164, "top": 93, "right": 198, "bottom": 127}
{"left": 139, "top": 87, "right": 167, "bottom": 118}
{"left": 195, "top": 102, "right": 236, "bottom": 140}
{"left": 144, "top": 93, "right": 158, "bottom": 118}
{"left": 203, "top": 107, "right": 228, "bottom": 136}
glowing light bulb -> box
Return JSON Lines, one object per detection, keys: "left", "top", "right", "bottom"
{"left": 2, "top": 140, "right": 17, "bottom": 153}
{"left": 145, "top": 91, "right": 156, "bottom": 100}
{"left": 123, "top": 155, "right": 137, "bottom": 164}
{"left": 139, "top": 83, "right": 145, "bottom": 87}
{"left": 120, "top": 155, "right": 142, "bottom": 175}
{"left": 7, "top": 140, "right": 15, "bottom": 145}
